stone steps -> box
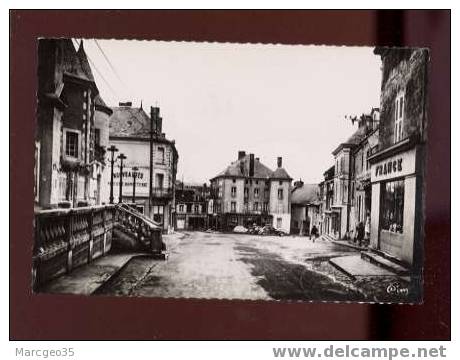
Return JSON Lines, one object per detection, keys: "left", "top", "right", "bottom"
{"left": 360, "top": 251, "right": 410, "bottom": 276}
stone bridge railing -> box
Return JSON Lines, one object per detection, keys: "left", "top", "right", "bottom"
{"left": 33, "top": 203, "right": 164, "bottom": 290}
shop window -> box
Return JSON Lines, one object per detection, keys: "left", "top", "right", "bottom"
{"left": 277, "top": 217, "right": 282, "bottom": 229}
{"left": 381, "top": 179, "right": 404, "bottom": 234}
{"left": 64, "top": 129, "right": 80, "bottom": 159}
{"left": 394, "top": 92, "right": 405, "bottom": 143}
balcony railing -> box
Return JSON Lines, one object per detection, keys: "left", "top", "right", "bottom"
{"left": 151, "top": 187, "right": 173, "bottom": 198}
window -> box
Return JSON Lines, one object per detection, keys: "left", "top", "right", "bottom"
{"left": 155, "top": 173, "right": 164, "bottom": 188}
{"left": 179, "top": 204, "right": 184, "bottom": 213}
{"left": 186, "top": 204, "right": 192, "bottom": 213}
{"left": 264, "top": 188, "right": 269, "bottom": 198}
{"left": 253, "top": 202, "right": 259, "bottom": 211}
{"left": 278, "top": 188, "right": 283, "bottom": 200}
{"left": 156, "top": 147, "right": 165, "bottom": 164}
{"left": 254, "top": 188, "right": 259, "bottom": 198}
{"left": 218, "top": 186, "right": 223, "bottom": 198}
{"left": 245, "top": 179, "right": 249, "bottom": 184}
{"left": 255, "top": 180, "right": 259, "bottom": 185}
{"left": 381, "top": 179, "right": 404, "bottom": 234}
{"left": 231, "top": 186, "right": 237, "bottom": 197}
{"left": 64, "top": 129, "right": 79, "bottom": 158}
{"left": 94, "top": 128, "right": 100, "bottom": 147}
{"left": 394, "top": 92, "right": 405, "bottom": 143}
{"left": 232, "top": 179, "right": 236, "bottom": 183}
{"left": 231, "top": 201, "right": 236, "bottom": 212}
{"left": 263, "top": 202, "right": 269, "bottom": 212}
{"left": 244, "top": 187, "right": 249, "bottom": 198}
{"left": 279, "top": 181, "right": 282, "bottom": 186}
{"left": 194, "top": 204, "right": 200, "bottom": 213}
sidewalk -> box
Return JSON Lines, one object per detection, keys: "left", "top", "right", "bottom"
{"left": 39, "top": 252, "right": 144, "bottom": 295}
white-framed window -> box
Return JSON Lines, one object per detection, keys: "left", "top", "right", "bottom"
{"left": 178, "top": 204, "right": 184, "bottom": 213}
{"left": 156, "top": 146, "right": 165, "bottom": 164}
{"left": 231, "top": 186, "right": 237, "bottom": 197}
{"left": 64, "top": 128, "right": 80, "bottom": 159}
{"left": 394, "top": 91, "right": 405, "bottom": 143}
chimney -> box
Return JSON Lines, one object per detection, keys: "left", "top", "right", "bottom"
{"left": 239, "top": 161, "right": 245, "bottom": 175}
{"left": 277, "top": 157, "right": 282, "bottom": 168}
{"left": 119, "top": 101, "right": 132, "bottom": 107}
{"left": 294, "top": 179, "right": 304, "bottom": 188}
{"left": 249, "top": 154, "right": 255, "bottom": 177}
{"left": 238, "top": 150, "right": 246, "bottom": 160}
{"left": 150, "top": 106, "right": 160, "bottom": 133}
{"left": 255, "top": 157, "right": 260, "bottom": 161}
{"left": 157, "top": 117, "right": 163, "bottom": 134}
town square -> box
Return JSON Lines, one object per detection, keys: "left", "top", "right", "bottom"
{"left": 33, "top": 38, "right": 428, "bottom": 303}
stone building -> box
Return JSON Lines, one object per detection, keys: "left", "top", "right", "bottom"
{"left": 109, "top": 104, "right": 178, "bottom": 233}
{"left": 368, "top": 47, "right": 429, "bottom": 268}
{"left": 35, "top": 39, "right": 110, "bottom": 209}
{"left": 290, "top": 181, "right": 321, "bottom": 235}
{"left": 174, "top": 182, "right": 210, "bottom": 230}
{"left": 319, "top": 165, "right": 335, "bottom": 237}
{"left": 326, "top": 108, "right": 380, "bottom": 240}
{"left": 210, "top": 151, "right": 292, "bottom": 232}
{"left": 347, "top": 109, "right": 380, "bottom": 241}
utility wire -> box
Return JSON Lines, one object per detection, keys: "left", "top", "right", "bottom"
{"left": 93, "top": 39, "right": 128, "bottom": 89}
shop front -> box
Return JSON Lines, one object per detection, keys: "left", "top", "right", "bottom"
{"left": 369, "top": 142, "right": 424, "bottom": 267}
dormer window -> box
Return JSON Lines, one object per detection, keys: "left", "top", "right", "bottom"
{"left": 394, "top": 91, "right": 405, "bottom": 143}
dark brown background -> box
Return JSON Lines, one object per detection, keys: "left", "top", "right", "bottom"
{"left": 10, "top": 10, "right": 450, "bottom": 340}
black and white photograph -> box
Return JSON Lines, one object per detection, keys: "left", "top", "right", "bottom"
{"left": 33, "top": 38, "right": 429, "bottom": 303}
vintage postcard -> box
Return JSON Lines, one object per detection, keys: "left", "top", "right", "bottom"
{"left": 33, "top": 39, "right": 428, "bottom": 303}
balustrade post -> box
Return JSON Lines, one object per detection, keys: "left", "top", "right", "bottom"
{"left": 32, "top": 215, "right": 41, "bottom": 291}
{"left": 88, "top": 209, "right": 94, "bottom": 263}
{"left": 102, "top": 207, "right": 107, "bottom": 255}
{"left": 66, "top": 210, "right": 74, "bottom": 273}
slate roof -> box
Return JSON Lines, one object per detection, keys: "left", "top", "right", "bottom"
{"left": 291, "top": 183, "right": 320, "bottom": 205}
{"left": 109, "top": 106, "right": 152, "bottom": 138}
{"left": 212, "top": 154, "right": 292, "bottom": 180}
{"left": 332, "top": 125, "right": 369, "bottom": 155}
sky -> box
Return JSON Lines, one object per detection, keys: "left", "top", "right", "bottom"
{"left": 80, "top": 39, "right": 382, "bottom": 185}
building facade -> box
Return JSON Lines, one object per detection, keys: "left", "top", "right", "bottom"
{"left": 109, "top": 104, "right": 178, "bottom": 233}
{"left": 368, "top": 47, "right": 429, "bottom": 268}
{"left": 35, "top": 39, "right": 110, "bottom": 209}
{"left": 290, "top": 181, "right": 321, "bottom": 235}
{"left": 175, "top": 182, "right": 210, "bottom": 230}
{"left": 320, "top": 165, "right": 335, "bottom": 237}
{"left": 210, "top": 151, "right": 292, "bottom": 232}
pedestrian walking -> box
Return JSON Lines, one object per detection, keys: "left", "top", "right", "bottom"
{"left": 310, "top": 225, "right": 318, "bottom": 243}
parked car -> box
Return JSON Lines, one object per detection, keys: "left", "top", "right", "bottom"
{"left": 233, "top": 225, "right": 248, "bottom": 233}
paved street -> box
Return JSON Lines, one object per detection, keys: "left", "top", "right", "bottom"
{"left": 95, "top": 232, "right": 372, "bottom": 301}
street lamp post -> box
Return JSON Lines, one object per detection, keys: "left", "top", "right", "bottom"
{"left": 132, "top": 166, "right": 139, "bottom": 204}
{"left": 107, "top": 145, "right": 119, "bottom": 204}
{"left": 118, "top": 153, "right": 127, "bottom": 203}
